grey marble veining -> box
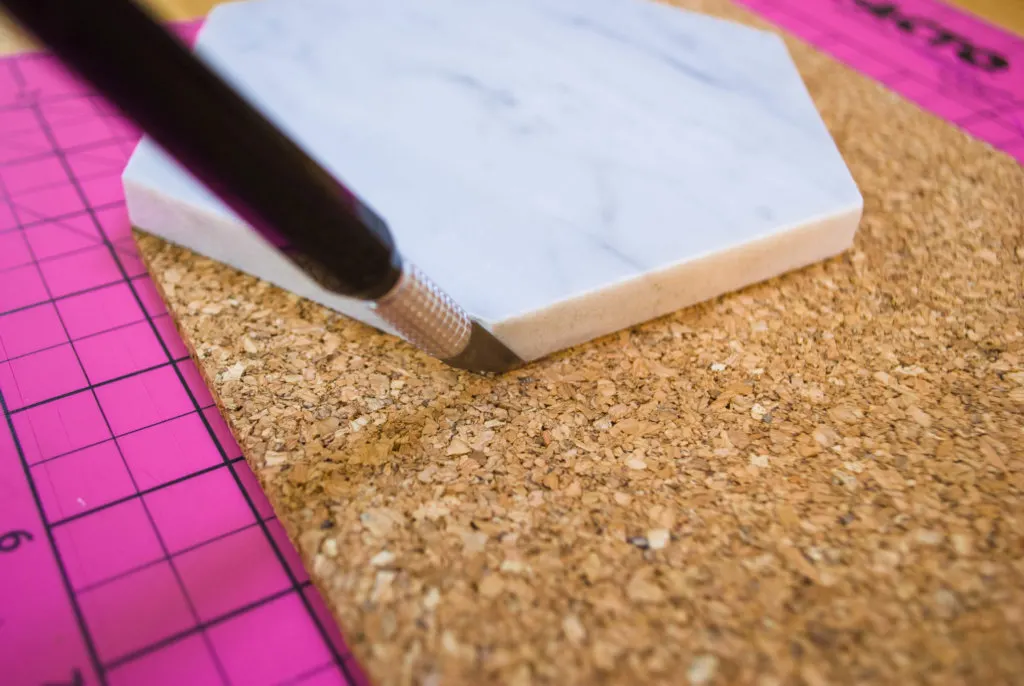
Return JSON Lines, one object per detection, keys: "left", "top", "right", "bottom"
{"left": 123, "top": 0, "right": 862, "bottom": 362}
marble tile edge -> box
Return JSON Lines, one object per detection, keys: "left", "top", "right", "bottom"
{"left": 123, "top": 181, "right": 401, "bottom": 338}
{"left": 496, "top": 206, "right": 862, "bottom": 362}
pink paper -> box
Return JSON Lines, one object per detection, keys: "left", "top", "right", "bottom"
{"left": 2, "top": 5, "right": 1021, "bottom": 686}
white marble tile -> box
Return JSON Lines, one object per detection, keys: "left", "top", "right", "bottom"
{"left": 123, "top": 0, "right": 862, "bottom": 363}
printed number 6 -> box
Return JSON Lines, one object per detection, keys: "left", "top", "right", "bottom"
{"left": 0, "top": 529, "right": 33, "bottom": 553}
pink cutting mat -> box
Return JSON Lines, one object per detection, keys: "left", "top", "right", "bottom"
{"left": 0, "top": 21, "right": 370, "bottom": 686}
{"left": 736, "top": 0, "right": 1024, "bottom": 163}
{"left": 1, "top": 2, "right": 1022, "bottom": 685}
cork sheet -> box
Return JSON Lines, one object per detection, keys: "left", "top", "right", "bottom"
{"left": 134, "top": 0, "right": 1024, "bottom": 684}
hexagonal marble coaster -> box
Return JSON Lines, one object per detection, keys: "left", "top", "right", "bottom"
{"left": 123, "top": 0, "right": 862, "bottom": 363}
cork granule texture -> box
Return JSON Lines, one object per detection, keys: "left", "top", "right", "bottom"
{"left": 134, "top": 0, "right": 1024, "bottom": 684}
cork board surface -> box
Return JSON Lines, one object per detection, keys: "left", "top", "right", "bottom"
{"left": 134, "top": 0, "right": 1024, "bottom": 684}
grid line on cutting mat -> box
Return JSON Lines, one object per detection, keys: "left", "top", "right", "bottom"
{"left": 6, "top": 115, "right": 234, "bottom": 683}
{"left": 22, "top": 402, "right": 215, "bottom": 468}
{"left": 1, "top": 394, "right": 106, "bottom": 686}
{"left": 0, "top": 32, "right": 365, "bottom": 686}
{"left": 39, "top": 58, "right": 356, "bottom": 685}
{"left": 0, "top": 101, "right": 236, "bottom": 684}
